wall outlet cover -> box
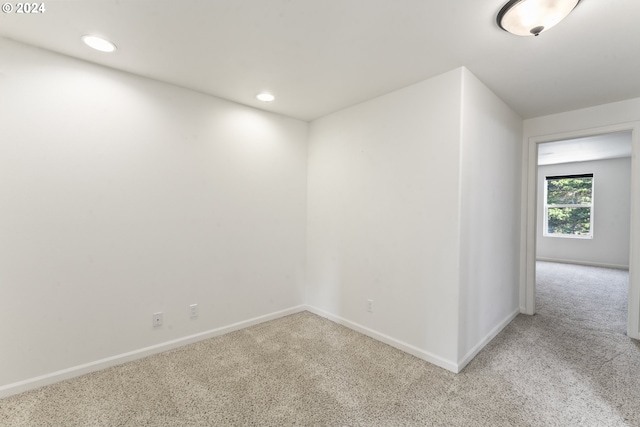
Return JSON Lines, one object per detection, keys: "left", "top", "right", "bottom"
{"left": 190, "top": 304, "right": 198, "bottom": 317}
{"left": 153, "top": 312, "right": 163, "bottom": 327}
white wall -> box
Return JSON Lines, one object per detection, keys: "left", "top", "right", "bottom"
{"left": 306, "top": 67, "right": 522, "bottom": 371}
{"left": 457, "top": 69, "right": 522, "bottom": 365}
{"left": 306, "top": 69, "right": 464, "bottom": 368}
{"left": 0, "top": 38, "right": 525, "bottom": 392}
{"left": 0, "top": 38, "right": 308, "bottom": 390}
{"left": 537, "top": 158, "right": 631, "bottom": 268}
{"left": 524, "top": 99, "right": 640, "bottom": 136}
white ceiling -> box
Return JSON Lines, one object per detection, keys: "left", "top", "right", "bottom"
{"left": 1, "top": 0, "right": 640, "bottom": 122}
{"left": 538, "top": 131, "right": 632, "bottom": 166}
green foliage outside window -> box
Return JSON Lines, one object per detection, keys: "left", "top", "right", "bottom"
{"left": 546, "top": 176, "right": 593, "bottom": 236}
{"left": 547, "top": 207, "right": 591, "bottom": 235}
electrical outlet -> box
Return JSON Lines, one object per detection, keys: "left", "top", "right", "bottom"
{"left": 367, "top": 299, "right": 374, "bottom": 313}
{"left": 153, "top": 312, "right": 163, "bottom": 327}
{"left": 190, "top": 304, "right": 198, "bottom": 318}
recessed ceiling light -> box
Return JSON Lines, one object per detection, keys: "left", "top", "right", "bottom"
{"left": 256, "top": 93, "right": 275, "bottom": 102}
{"left": 82, "top": 35, "right": 117, "bottom": 52}
{"left": 497, "top": 0, "right": 580, "bottom": 36}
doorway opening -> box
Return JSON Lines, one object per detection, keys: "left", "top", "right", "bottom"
{"left": 523, "top": 122, "right": 640, "bottom": 340}
{"left": 534, "top": 132, "right": 632, "bottom": 333}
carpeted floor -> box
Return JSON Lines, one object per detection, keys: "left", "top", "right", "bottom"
{"left": 1, "top": 261, "right": 639, "bottom": 426}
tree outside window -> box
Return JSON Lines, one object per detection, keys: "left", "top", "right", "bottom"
{"left": 544, "top": 174, "right": 594, "bottom": 238}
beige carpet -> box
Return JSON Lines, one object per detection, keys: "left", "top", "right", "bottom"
{"left": 1, "top": 261, "right": 639, "bottom": 426}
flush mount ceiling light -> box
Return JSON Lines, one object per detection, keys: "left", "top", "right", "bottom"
{"left": 81, "top": 35, "right": 117, "bottom": 52}
{"left": 497, "top": 0, "right": 580, "bottom": 36}
{"left": 256, "top": 93, "right": 275, "bottom": 102}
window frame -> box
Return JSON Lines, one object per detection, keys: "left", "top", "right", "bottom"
{"left": 543, "top": 173, "right": 594, "bottom": 239}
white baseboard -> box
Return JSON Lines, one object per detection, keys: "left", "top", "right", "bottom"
{"left": 536, "top": 257, "right": 629, "bottom": 270}
{"left": 457, "top": 308, "right": 520, "bottom": 372}
{"left": 304, "top": 305, "right": 459, "bottom": 373}
{"left": 0, "top": 305, "right": 307, "bottom": 399}
{"left": 1, "top": 304, "right": 519, "bottom": 399}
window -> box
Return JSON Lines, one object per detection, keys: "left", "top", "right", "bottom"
{"left": 544, "top": 174, "right": 594, "bottom": 238}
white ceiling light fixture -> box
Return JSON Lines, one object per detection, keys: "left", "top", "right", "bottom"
{"left": 256, "top": 93, "right": 275, "bottom": 102}
{"left": 497, "top": 0, "right": 580, "bottom": 36}
{"left": 81, "top": 35, "right": 117, "bottom": 52}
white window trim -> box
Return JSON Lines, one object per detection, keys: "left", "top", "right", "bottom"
{"left": 543, "top": 174, "right": 594, "bottom": 239}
